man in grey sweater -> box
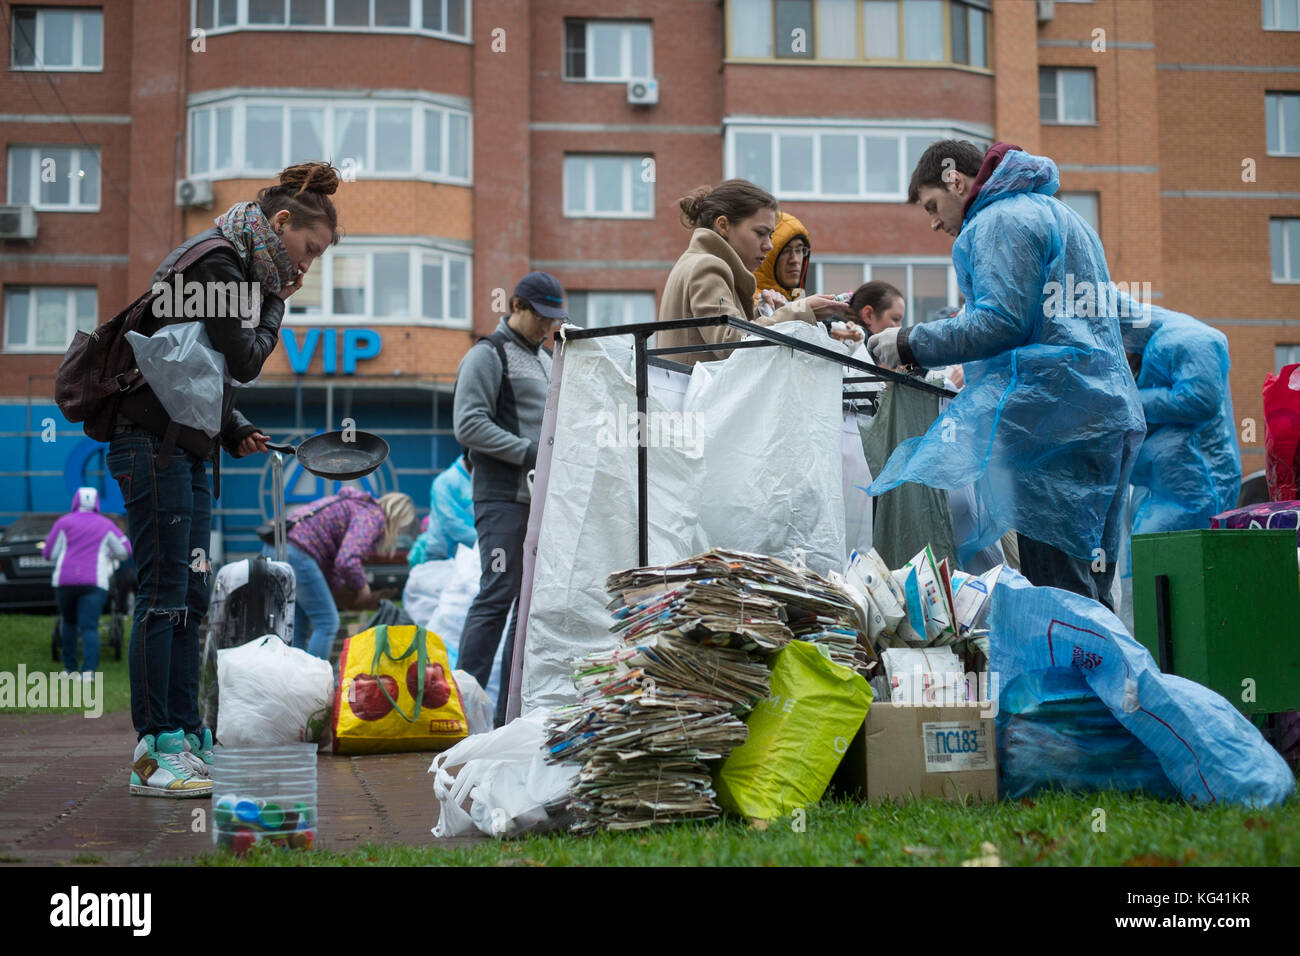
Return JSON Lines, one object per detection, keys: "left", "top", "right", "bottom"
{"left": 453, "top": 271, "right": 565, "bottom": 725}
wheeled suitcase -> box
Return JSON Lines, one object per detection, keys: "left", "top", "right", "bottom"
{"left": 201, "top": 554, "right": 296, "bottom": 732}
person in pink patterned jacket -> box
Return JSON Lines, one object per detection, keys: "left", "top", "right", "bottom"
{"left": 269, "top": 488, "right": 414, "bottom": 660}
{"left": 42, "top": 487, "right": 132, "bottom": 677}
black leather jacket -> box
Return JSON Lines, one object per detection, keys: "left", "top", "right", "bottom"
{"left": 117, "top": 227, "right": 285, "bottom": 461}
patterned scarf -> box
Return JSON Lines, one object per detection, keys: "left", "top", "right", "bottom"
{"left": 214, "top": 201, "right": 297, "bottom": 299}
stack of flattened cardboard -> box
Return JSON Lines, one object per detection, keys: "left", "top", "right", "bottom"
{"left": 545, "top": 566, "right": 778, "bottom": 831}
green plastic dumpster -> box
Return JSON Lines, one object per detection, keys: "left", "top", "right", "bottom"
{"left": 1131, "top": 529, "right": 1300, "bottom": 715}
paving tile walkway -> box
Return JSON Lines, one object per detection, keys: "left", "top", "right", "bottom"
{"left": 0, "top": 711, "right": 485, "bottom": 866}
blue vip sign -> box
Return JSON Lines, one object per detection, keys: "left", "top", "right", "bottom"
{"left": 282, "top": 328, "right": 382, "bottom": 374}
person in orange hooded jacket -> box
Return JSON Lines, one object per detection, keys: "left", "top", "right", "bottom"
{"left": 753, "top": 212, "right": 811, "bottom": 304}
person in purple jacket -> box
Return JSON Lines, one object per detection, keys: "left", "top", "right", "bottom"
{"left": 41, "top": 487, "right": 132, "bottom": 677}
{"left": 265, "top": 489, "right": 414, "bottom": 660}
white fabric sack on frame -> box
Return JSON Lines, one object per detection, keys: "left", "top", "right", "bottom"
{"left": 520, "top": 321, "right": 846, "bottom": 714}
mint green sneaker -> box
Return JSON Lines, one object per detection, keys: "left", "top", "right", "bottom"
{"left": 183, "top": 729, "right": 214, "bottom": 778}
{"left": 130, "top": 730, "right": 211, "bottom": 798}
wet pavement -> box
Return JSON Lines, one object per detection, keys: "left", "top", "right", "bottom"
{"left": 0, "top": 710, "right": 485, "bottom": 866}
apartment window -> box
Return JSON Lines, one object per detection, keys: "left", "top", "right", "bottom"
{"left": 1059, "top": 191, "right": 1099, "bottom": 233}
{"left": 563, "top": 155, "right": 654, "bottom": 218}
{"left": 6, "top": 146, "right": 101, "bottom": 210}
{"left": 194, "top": 0, "right": 470, "bottom": 39}
{"left": 564, "top": 20, "right": 652, "bottom": 80}
{"left": 1040, "top": 68, "right": 1096, "bottom": 124}
{"left": 728, "top": 125, "right": 986, "bottom": 201}
{"left": 774, "top": 0, "right": 813, "bottom": 58}
{"left": 1271, "top": 219, "right": 1300, "bottom": 282}
{"left": 4, "top": 287, "right": 96, "bottom": 352}
{"left": 286, "top": 242, "right": 471, "bottom": 326}
{"left": 187, "top": 97, "right": 471, "bottom": 183}
{"left": 950, "top": 0, "right": 987, "bottom": 67}
{"left": 1266, "top": 93, "right": 1300, "bottom": 156}
{"left": 729, "top": 0, "right": 990, "bottom": 67}
{"left": 811, "top": 261, "right": 956, "bottom": 327}
{"left": 1277, "top": 344, "right": 1300, "bottom": 369}
{"left": 1263, "top": 0, "right": 1300, "bottom": 30}
{"left": 567, "top": 292, "right": 656, "bottom": 330}
{"left": 10, "top": 7, "right": 102, "bottom": 70}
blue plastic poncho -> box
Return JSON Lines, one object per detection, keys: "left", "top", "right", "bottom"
{"left": 1119, "top": 302, "right": 1241, "bottom": 533}
{"left": 429, "top": 456, "right": 477, "bottom": 557}
{"left": 869, "top": 150, "right": 1146, "bottom": 564}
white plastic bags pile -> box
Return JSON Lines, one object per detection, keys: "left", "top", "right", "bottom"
{"left": 430, "top": 710, "right": 579, "bottom": 839}
{"left": 217, "top": 636, "right": 335, "bottom": 746}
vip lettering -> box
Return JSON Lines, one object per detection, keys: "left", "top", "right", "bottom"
{"left": 151, "top": 273, "right": 260, "bottom": 321}
{"left": 49, "top": 886, "right": 151, "bottom": 936}
{"left": 0, "top": 665, "right": 103, "bottom": 718}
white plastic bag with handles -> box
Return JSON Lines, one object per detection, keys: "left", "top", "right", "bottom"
{"left": 430, "top": 709, "right": 579, "bottom": 839}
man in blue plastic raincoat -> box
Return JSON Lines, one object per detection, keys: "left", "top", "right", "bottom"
{"left": 866, "top": 141, "right": 1145, "bottom": 608}
{"left": 1119, "top": 301, "right": 1241, "bottom": 533}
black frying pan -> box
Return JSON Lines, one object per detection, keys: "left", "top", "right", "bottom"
{"left": 265, "top": 430, "right": 390, "bottom": 481}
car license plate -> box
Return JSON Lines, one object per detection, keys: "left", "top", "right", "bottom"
{"left": 18, "top": 555, "right": 52, "bottom": 569}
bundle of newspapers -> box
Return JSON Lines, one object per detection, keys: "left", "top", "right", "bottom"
{"left": 546, "top": 548, "right": 872, "bottom": 832}
{"left": 605, "top": 548, "right": 875, "bottom": 674}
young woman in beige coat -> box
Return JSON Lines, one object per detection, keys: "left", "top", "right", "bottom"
{"left": 657, "top": 180, "right": 849, "bottom": 364}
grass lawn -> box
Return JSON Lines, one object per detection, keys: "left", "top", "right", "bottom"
{"left": 0, "top": 613, "right": 132, "bottom": 716}
{"left": 191, "top": 789, "right": 1299, "bottom": 867}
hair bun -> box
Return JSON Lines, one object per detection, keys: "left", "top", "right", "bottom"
{"left": 279, "top": 161, "right": 340, "bottom": 197}
{"left": 677, "top": 186, "right": 711, "bottom": 229}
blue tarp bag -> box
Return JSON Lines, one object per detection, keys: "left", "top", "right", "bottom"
{"left": 989, "top": 568, "right": 1294, "bottom": 808}
{"left": 998, "top": 667, "right": 1178, "bottom": 799}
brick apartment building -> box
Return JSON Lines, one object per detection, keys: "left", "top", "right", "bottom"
{"left": 0, "top": 0, "right": 1296, "bottom": 553}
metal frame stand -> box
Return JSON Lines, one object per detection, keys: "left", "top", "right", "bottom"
{"left": 271, "top": 451, "right": 288, "bottom": 562}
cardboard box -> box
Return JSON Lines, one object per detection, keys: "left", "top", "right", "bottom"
{"left": 836, "top": 702, "right": 998, "bottom": 803}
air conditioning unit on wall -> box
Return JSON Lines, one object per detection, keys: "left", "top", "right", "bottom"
{"left": 0, "top": 204, "right": 38, "bottom": 241}
{"left": 627, "top": 78, "right": 659, "bottom": 106}
{"left": 1037, "top": 0, "right": 1055, "bottom": 22}
{"left": 175, "top": 178, "right": 214, "bottom": 208}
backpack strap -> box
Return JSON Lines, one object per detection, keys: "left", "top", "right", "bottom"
{"left": 453, "top": 327, "right": 519, "bottom": 466}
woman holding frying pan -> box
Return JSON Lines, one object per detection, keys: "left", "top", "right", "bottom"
{"left": 106, "top": 162, "right": 340, "bottom": 798}
{"left": 267, "top": 489, "right": 415, "bottom": 662}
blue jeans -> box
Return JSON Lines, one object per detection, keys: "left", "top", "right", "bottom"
{"left": 265, "top": 543, "right": 339, "bottom": 660}
{"left": 107, "top": 428, "right": 211, "bottom": 740}
{"left": 458, "top": 500, "right": 529, "bottom": 727}
{"left": 54, "top": 585, "right": 107, "bottom": 673}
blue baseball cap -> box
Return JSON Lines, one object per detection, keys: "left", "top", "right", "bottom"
{"left": 513, "top": 271, "right": 568, "bottom": 321}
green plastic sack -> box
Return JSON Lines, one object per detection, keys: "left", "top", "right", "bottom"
{"left": 716, "top": 641, "right": 873, "bottom": 821}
